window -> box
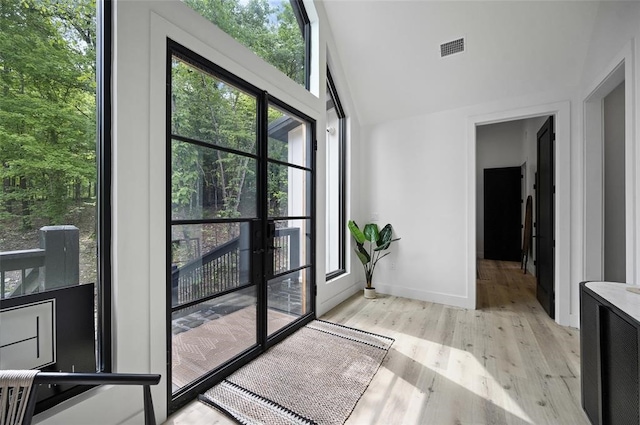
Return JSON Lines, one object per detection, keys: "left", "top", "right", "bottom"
{"left": 0, "top": 0, "right": 110, "bottom": 411}
{"left": 325, "top": 69, "right": 346, "bottom": 279}
{"left": 182, "top": 0, "right": 311, "bottom": 88}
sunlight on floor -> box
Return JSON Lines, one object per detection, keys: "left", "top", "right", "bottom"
{"left": 392, "top": 333, "right": 534, "bottom": 424}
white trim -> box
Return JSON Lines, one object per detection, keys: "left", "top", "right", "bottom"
{"left": 582, "top": 40, "right": 636, "bottom": 285}
{"left": 375, "top": 283, "right": 473, "bottom": 308}
{"left": 317, "top": 280, "right": 361, "bottom": 316}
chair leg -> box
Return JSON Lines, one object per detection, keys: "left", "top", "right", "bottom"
{"left": 143, "top": 385, "right": 156, "bottom": 425}
{"left": 21, "top": 383, "right": 39, "bottom": 425}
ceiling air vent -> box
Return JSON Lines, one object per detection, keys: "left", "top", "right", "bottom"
{"left": 440, "top": 37, "right": 465, "bottom": 58}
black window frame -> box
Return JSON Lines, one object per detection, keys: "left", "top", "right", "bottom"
{"left": 97, "top": 0, "right": 113, "bottom": 376}
{"left": 290, "top": 0, "right": 312, "bottom": 90}
{"left": 0, "top": 0, "right": 113, "bottom": 414}
{"left": 325, "top": 68, "right": 346, "bottom": 281}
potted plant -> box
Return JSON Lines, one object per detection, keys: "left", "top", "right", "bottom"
{"left": 348, "top": 220, "right": 400, "bottom": 299}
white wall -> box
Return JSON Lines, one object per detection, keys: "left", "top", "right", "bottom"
{"left": 581, "top": 2, "right": 640, "bottom": 286}
{"left": 475, "top": 120, "right": 524, "bottom": 259}
{"left": 364, "top": 93, "right": 571, "bottom": 314}
{"left": 580, "top": 2, "right": 640, "bottom": 89}
{"left": 363, "top": 1, "right": 640, "bottom": 328}
{"left": 33, "top": 0, "right": 361, "bottom": 423}
{"left": 603, "top": 82, "right": 626, "bottom": 282}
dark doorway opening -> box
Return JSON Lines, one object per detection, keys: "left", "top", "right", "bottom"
{"left": 484, "top": 166, "right": 522, "bottom": 261}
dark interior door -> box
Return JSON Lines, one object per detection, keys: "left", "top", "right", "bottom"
{"left": 536, "top": 116, "right": 555, "bottom": 319}
{"left": 484, "top": 167, "right": 521, "bottom": 261}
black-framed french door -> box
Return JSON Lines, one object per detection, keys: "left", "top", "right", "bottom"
{"left": 166, "top": 40, "right": 316, "bottom": 412}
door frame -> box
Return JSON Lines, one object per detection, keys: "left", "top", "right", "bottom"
{"left": 583, "top": 43, "right": 635, "bottom": 284}
{"left": 468, "top": 101, "right": 571, "bottom": 325}
{"left": 146, "top": 8, "right": 322, "bottom": 420}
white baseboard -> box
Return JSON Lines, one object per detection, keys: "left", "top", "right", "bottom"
{"left": 317, "top": 281, "right": 362, "bottom": 316}
{"left": 374, "top": 283, "right": 474, "bottom": 309}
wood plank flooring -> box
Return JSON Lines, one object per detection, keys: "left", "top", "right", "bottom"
{"left": 164, "top": 260, "right": 589, "bottom": 424}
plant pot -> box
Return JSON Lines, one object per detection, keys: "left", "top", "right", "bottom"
{"left": 364, "top": 287, "right": 376, "bottom": 299}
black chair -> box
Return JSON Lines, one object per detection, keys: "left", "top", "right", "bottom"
{"left": 0, "top": 370, "right": 161, "bottom": 425}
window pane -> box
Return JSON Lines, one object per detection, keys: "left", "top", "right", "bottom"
{"left": 171, "top": 222, "right": 252, "bottom": 307}
{"left": 268, "top": 104, "right": 310, "bottom": 168}
{"left": 272, "top": 219, "right": 311, "bottom": 275}
{"left": 267, "top": 267, "right": 311, "bottom": 335}
{"left": 172, "top": 140, "right": 257, "bottom": 220}
{"left": 0, "top": 0, "right": 97, "bottom": 292}
{"left": 325, "top": 71, "right": 345, "bottom": 277}
{"left": 182, "top": 0, "right": 307, "bottom": 87}
{"left": 172, "top": 285, "right": 257, "bottom": 392}
{"left": 267, "top": 164, "right": 310, "bottom": 218}
{"left": 0, "top": 0, "right": 103, "bottom": 407}
{"left": 172, "top": 57, "right": 257, "bottom": 154}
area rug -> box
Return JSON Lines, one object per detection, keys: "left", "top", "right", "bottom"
{"left": 199, "top": 320, "right": 394, "bottom": 425}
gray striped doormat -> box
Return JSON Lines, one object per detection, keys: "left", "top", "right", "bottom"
{"left": 199, "top": 320, "right": 394, "bottom": 425}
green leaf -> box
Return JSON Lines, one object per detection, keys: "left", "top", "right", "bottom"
{"left": 374, "top": 224, "right": 400, "bottom": 251}
{"left": 348, "top": 220, "right": 365, "bottom": 244}
{"left": 377, "top": 224, "right": 392, "bottom": 247}
{"left": 363, "top": 223, "right": 379, "bottom": 243}
{"left": 374, "top": 241, "right": 391, "bottom": 251}
{"left": 354, "top": 244, "right": 370, "bottom": 265}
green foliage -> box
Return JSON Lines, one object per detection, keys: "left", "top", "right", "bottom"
{"left": 0, "top": 0, "right": 306, "bottom": 233}
{"left": 182, "top": 0, "right": 305, "bottom": 85}
{"left": 171, "top": 0, "right": 305, "bottom": 220}
{"left": 171, "top": 58, "right": 262, "bottom": 219}
{"left": 0, "top": 0, "right": 97, "bottom": 228}
{"left": 348, "top": 220, "right": 400, "bottom": 289}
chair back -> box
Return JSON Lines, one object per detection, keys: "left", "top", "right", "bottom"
{"left": 0, "top": 370, "right": 39, "bottom": 425}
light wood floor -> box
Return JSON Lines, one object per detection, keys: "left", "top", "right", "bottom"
{"left": 164, "top": 260, "right": 589, "bottom": 424}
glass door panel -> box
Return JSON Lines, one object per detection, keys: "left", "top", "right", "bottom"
{"left": 171, "top": 141, "right": 258, "bottom": 221}
{"left": 266, "top": 102, "right": 314, "bottom": 338}
{"left": 267, "top": 164, "right": 311, "bottom": 217}
{"left": 170, "top": 48, "right": 260, "bottom": 397}
{"left": 267, "top": 264, "right": 312, "bottom": 334}
{"left": 268, "top": 106, "right": 311, "bottom": 168}
{"left": 168, "top": 42, "right": 315, "bottom": 408}
{"left": 271, "top": 219, "right": 312, "bottom": 274}
{"left": 171, "top": 223, "right": 253, "bottom": 307}
{"left": 171, "top": 57, "right": 257, "bottom": 154}
{"left": 171, "top": 286, "right": 257, "bottom": 391}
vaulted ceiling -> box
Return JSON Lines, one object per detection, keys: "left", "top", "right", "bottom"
{"left": 321, "top": 1, "right": 601, "bottom": 125}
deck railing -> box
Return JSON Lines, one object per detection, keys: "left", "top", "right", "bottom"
{"left": 172, "top": 227, "right": 300, "bottom": 307}
{"left": 0, "top": 226, "right": 79, "bottom": 299}
{"left": 0, "top": 248, "right": 45, "bottom": 298}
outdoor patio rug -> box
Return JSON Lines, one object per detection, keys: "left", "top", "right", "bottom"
{"left": 199, "top": 320, "right": 394, "bottom": 425}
